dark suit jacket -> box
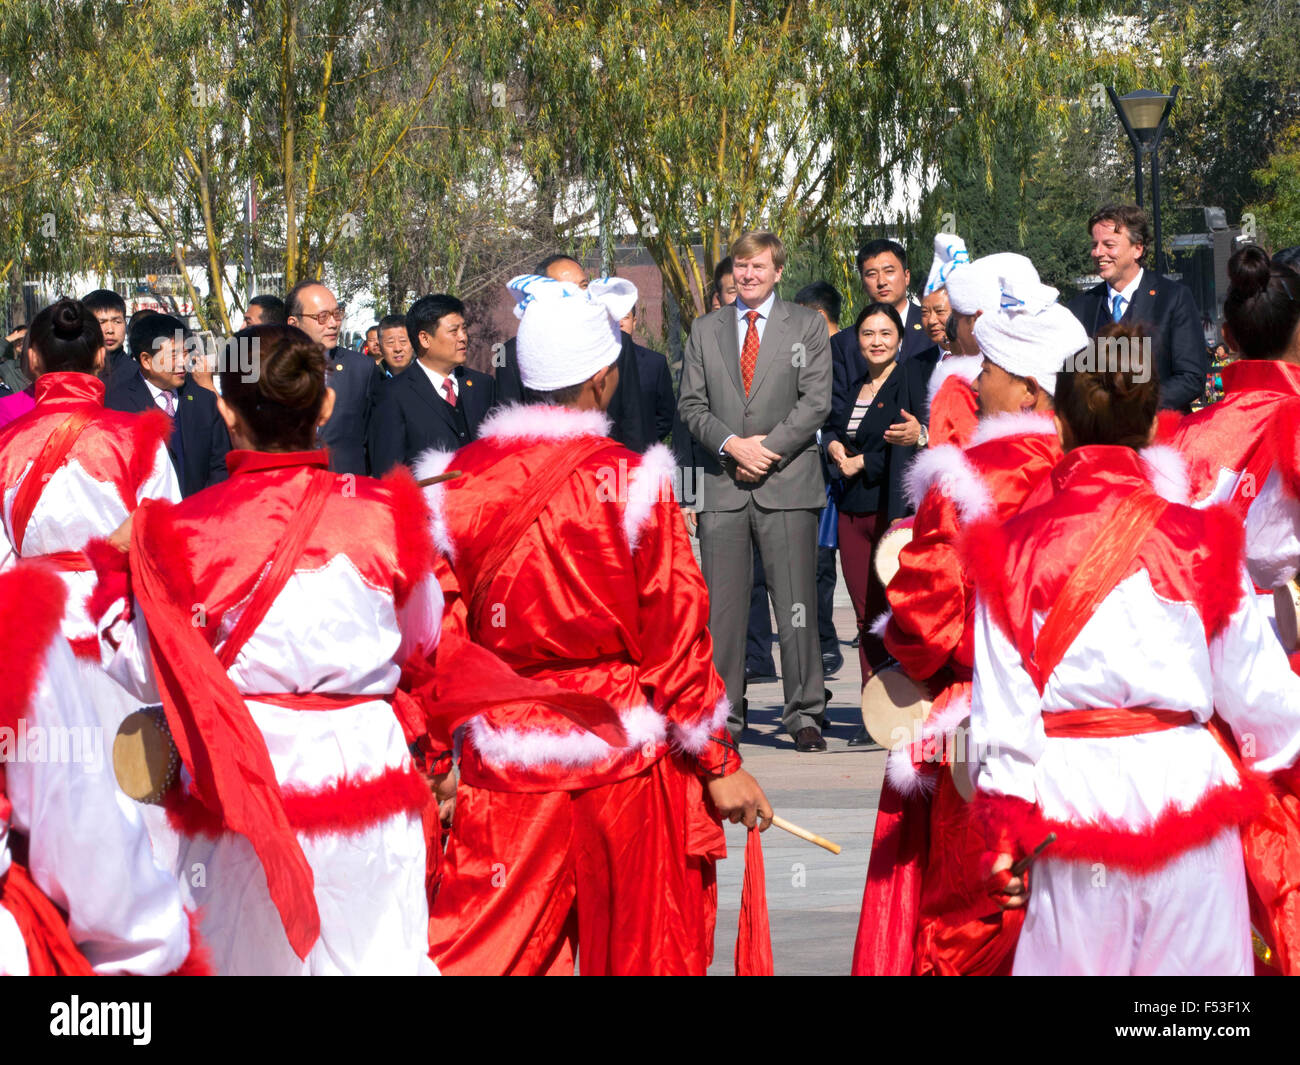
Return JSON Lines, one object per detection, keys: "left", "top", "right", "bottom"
{"left": 830, "top": 302, "right": 938, "bottom": 442}
{"left": 632, "top": 339, "right": 675, "bottom": 444}
{"left": 494, "top": 337, "right": 526, "bottom": 404}
{"left": 105, "top": 367, "right": 230, "bottom": 497}
{"left": 368, "top": 362, "right": 497, "bottom": 474}
{"left": 828, "top": 353, "right": 935, "bottom": 522}
{"left": 320, "top": 347, "right": 374, "bottom": 475}
{"left": 1067, "top": 270, "right": 1207, "bottom": 413}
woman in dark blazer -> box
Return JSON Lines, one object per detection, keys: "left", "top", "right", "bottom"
{"left": 825, "top": 302, "right": 934, "bottom": 682}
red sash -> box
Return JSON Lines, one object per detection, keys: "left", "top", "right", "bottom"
{"left": 1042, "top": 706, "right": 1197, "bottom": 738}
{"left": 1028, "top": 487, "right": 1169, "bottom": 693}
{"left": 10, "top": 407, "right": 96, "bottom": 555}
{"left": 126, "top": 469, "right": 337, "bottom": 961}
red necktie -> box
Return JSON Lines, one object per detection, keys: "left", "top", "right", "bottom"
{"left": 442, "top": 378, "right": 457, "bottom": 408}
{"left": 741, "top": 311, "right": 760, "bottom": 396}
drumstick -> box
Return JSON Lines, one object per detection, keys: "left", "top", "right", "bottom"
{"left": 770, "top": 814, "right": 842, "bottom": 854}
{"left": 1010, "top": 832, "right": 1056, "bottom": 877}
{"left": 416, "top": 470, "right": 463, "bottom": 488}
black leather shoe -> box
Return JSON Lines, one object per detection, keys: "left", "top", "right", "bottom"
{"left": 822, "top": 651, "right": 843, "bottom": 677}
{"left": 794, "top": 726, "right": 827, "bottom": 752}
{"left": 847, "top": 726, "right": 882, "bottom": 749}
{"left": 745, "top": 666, "right": 778, "bottom": 684}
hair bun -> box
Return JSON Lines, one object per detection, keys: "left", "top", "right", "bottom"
{"left": 259, "top": 332, "right": 323, "bottom": 410}
{"left": 50, "top": 299, "right": 85, "bottom": 341}
{"left": 1227, "top": 244, "right": 1272, "bottom": 299}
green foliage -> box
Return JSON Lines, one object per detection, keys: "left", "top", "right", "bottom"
{"left": 1249, "top": 122, "right": 1300, "bottom": 250}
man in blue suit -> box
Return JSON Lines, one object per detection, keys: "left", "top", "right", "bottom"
{"left": 106, "top": 312, "right": 230, "bottom": 497}
{"left": 1067, "top": 203, "right": 1208, "bottom": 413}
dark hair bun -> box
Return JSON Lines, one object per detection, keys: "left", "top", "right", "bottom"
{"left": 1227, "top": 244, "right": 1272, "bottom": 299}
{"left": 259, "top": 333, "right": 323, "bottom": 410}
{"left": 50, "top": 299, "right": 85, "bottom": 341}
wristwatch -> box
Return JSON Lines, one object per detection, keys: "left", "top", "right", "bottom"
{"left": 917, "top": 424, "right": 929, "bottom": 448}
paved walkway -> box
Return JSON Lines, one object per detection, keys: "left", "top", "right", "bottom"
{"left": 706, "top": 571, "right": 886, "bottom": 975}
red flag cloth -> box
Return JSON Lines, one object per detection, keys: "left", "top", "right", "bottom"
{"left": 129, "top": 499, "right": 320, "bottom": 960}
{"left": 735, "top": 827, "right": 773, "bottom": 975}
{"left": 0, "top": 861, "right": 96, "bottom": 976}
{"left": 851, "top": 781, "right": 929, "bottom": 975}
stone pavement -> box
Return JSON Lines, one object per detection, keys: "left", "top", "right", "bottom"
{"left": 706, "top": 570, "right": 886, "bottom": 975}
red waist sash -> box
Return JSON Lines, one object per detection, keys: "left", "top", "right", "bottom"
{"left": 246, "top": 691, "right": 393, "bottom": 711}
{"left": 1042, "top": 706, "right": 1199, "bottom": 738}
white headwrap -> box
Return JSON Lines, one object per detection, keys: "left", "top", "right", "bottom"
{"left": 507, "top": 274, "right": 637, "bottom": 391}
{"left": 923, "top": 233, "right": 969, "bottom": 295}
{"left": 944, "top": 252, "right": 1059, "bottom": 318}
{"left": 972, "top": 300, "right": 1089, "bottom": 397}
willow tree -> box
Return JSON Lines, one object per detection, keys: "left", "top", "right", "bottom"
{"left": 0, "top": 0, "right": 506, "bottom": 327}
{"left": 469, "top": 0, "right": 1128, "bottom": 323}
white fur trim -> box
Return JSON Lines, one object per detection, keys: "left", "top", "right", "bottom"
{"left": 1140, "top": 444, "right": 1191, "bottom": 506}
{"left": 902, "top": 445, "right": 994, "bottom": 523}
{"left": 466, "top": 704, "right": 667, "bottom": 770}
{"left": 670, "top": 695, "right": 731, "bottom": 755}
{"left": 926, "top": 355, "right": 982, "bottom": 410}
{"left": 885, "top": 748, "right": 935, "bottom": 796}
{"left": 869, "top": 610, "right": 892, "bottom": 639}
{"left": 622, "top": 443, "right": 677, "bottom": 550}
{"left": 476, "top": 402, "right": 611, "bottom": 443}
{"left": 411, "top": 448, "right": 457, "bottom": 560}
{"left": 968, "top": 410, "right": 1058, "bottom": 447}
{"left": 883, "top": 693, "right": 971, "bottom": 798}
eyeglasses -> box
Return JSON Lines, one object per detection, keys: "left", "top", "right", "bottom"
{"left": 300, "top": 305, "right": 346, "bottom": 324}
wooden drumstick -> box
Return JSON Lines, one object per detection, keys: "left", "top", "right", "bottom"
{"left": 770, "top": 814, "right": 842, "bottom": 855}
{"left": 1010, "top": 832, "right": 1057, "bottom": 877}
{"left": 416, "top": 470, "right": 463, "bottom": 488}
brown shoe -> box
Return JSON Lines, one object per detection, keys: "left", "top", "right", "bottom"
{"left": 794, "top": 726, "right": 827, "bottom": 753}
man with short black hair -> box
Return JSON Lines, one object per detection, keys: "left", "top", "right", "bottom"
{"left": 375, "top": 313, "right": 413, "bottom": 377}
{"left": 285, "top": 280, "right": 373, "bottom": 474}
{"left": 105, "top": 312, "right": 230, "bottom": 496}
{"left": 714, "top": 257, "right": 738, "bottom": 307}
{"left": 367, "top": 293, "right": 496, "bottom": 474}
{"left": 243, "top": 294, "right": 287, "bottom": 327}
{"left": 618, "top": 303, "right": 674, "bottom": 446}
{"left": 82, "top": 289, "right": 130, "bottom": 380}
{"left": 1067, "top": 203, "right": 1207, "bottom": 412}
{"left": 829, "top": 240, "right": 938, "bottom": 451}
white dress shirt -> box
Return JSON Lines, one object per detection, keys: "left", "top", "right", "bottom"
{"left": 417, "top": 360, "right": 459, "bottom": 402}
{"left": 143, "top": 377, "right": 179, "bottom": 414}
{"left": 1107, "top": 268, "right": 1144, "bottom": 322}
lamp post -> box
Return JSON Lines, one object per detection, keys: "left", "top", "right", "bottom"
{"left": 1108, "top": 87, "right": 1178, "bottom": 274}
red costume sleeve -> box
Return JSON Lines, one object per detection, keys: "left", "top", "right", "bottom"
{"left": 884, "top": 491, "right": 967, "bottom": 680}
{"left": 632, "top": 487, "right": 738, "bottom": 778}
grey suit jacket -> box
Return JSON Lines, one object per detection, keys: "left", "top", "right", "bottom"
{"left": 677, "top": 297, "right": 832, "bottom": 512}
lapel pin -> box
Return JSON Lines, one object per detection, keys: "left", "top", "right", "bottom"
{"left": 465, "top": 379, "right": 473, "bottom": 386}
{"left": 335, "top": 363, "right": 343, "bottom": 371}
{"left": 1148, "top": 290, "right": 1156, "bottom": 296}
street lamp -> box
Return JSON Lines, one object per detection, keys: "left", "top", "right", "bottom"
{"left": 1108, "top": 86, "right": 1179, "bottom": 274}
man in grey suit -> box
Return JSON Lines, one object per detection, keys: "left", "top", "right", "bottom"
{"left": 678, "top": 231, "right": 833, "bottom": 751}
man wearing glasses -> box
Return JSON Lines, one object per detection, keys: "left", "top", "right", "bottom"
{"left": 285, "top": 280, "right": 374, "bottom": 475}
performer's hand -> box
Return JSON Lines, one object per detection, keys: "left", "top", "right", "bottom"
{"left": 108, "top": 512, "right": 134, "bottom": 553}
{"left": 682, "top": 508, "right": 698, "bottom": 536}
{"left": 433, "top": 770, "right": 457, "bottom": 827}
{"left": 707, "top": 769, "right": 773, "bottom": 831}
{"left": 724, "top": 435, "right": 781, "bottom": 478}
{"left": 884, "top": 408, "right": 922, "bottom": 446}
{"left": 988, "top": 852, "right": 1028, "bottom": 909}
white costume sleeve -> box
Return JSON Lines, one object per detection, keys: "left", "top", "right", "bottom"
{"left": 98, "top": 597, "right": 161, "bottom": 704}
{"left": 395, "top": 573, "right": 443, "bottom": 664}
{"left": 6, "top": 634, "right": 190, "bottom": 974}
{"left": 1244, "top": 468, "right": 1300, "bottom": 590}
{"left": 140, "top": 442, "right": 182, "bottom": 505}
{"left": 971, "top": 598, "right": 1043, "bottom": 803}
{"left": 1210, "top": 568, "right": 1300, "bottom": 774}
